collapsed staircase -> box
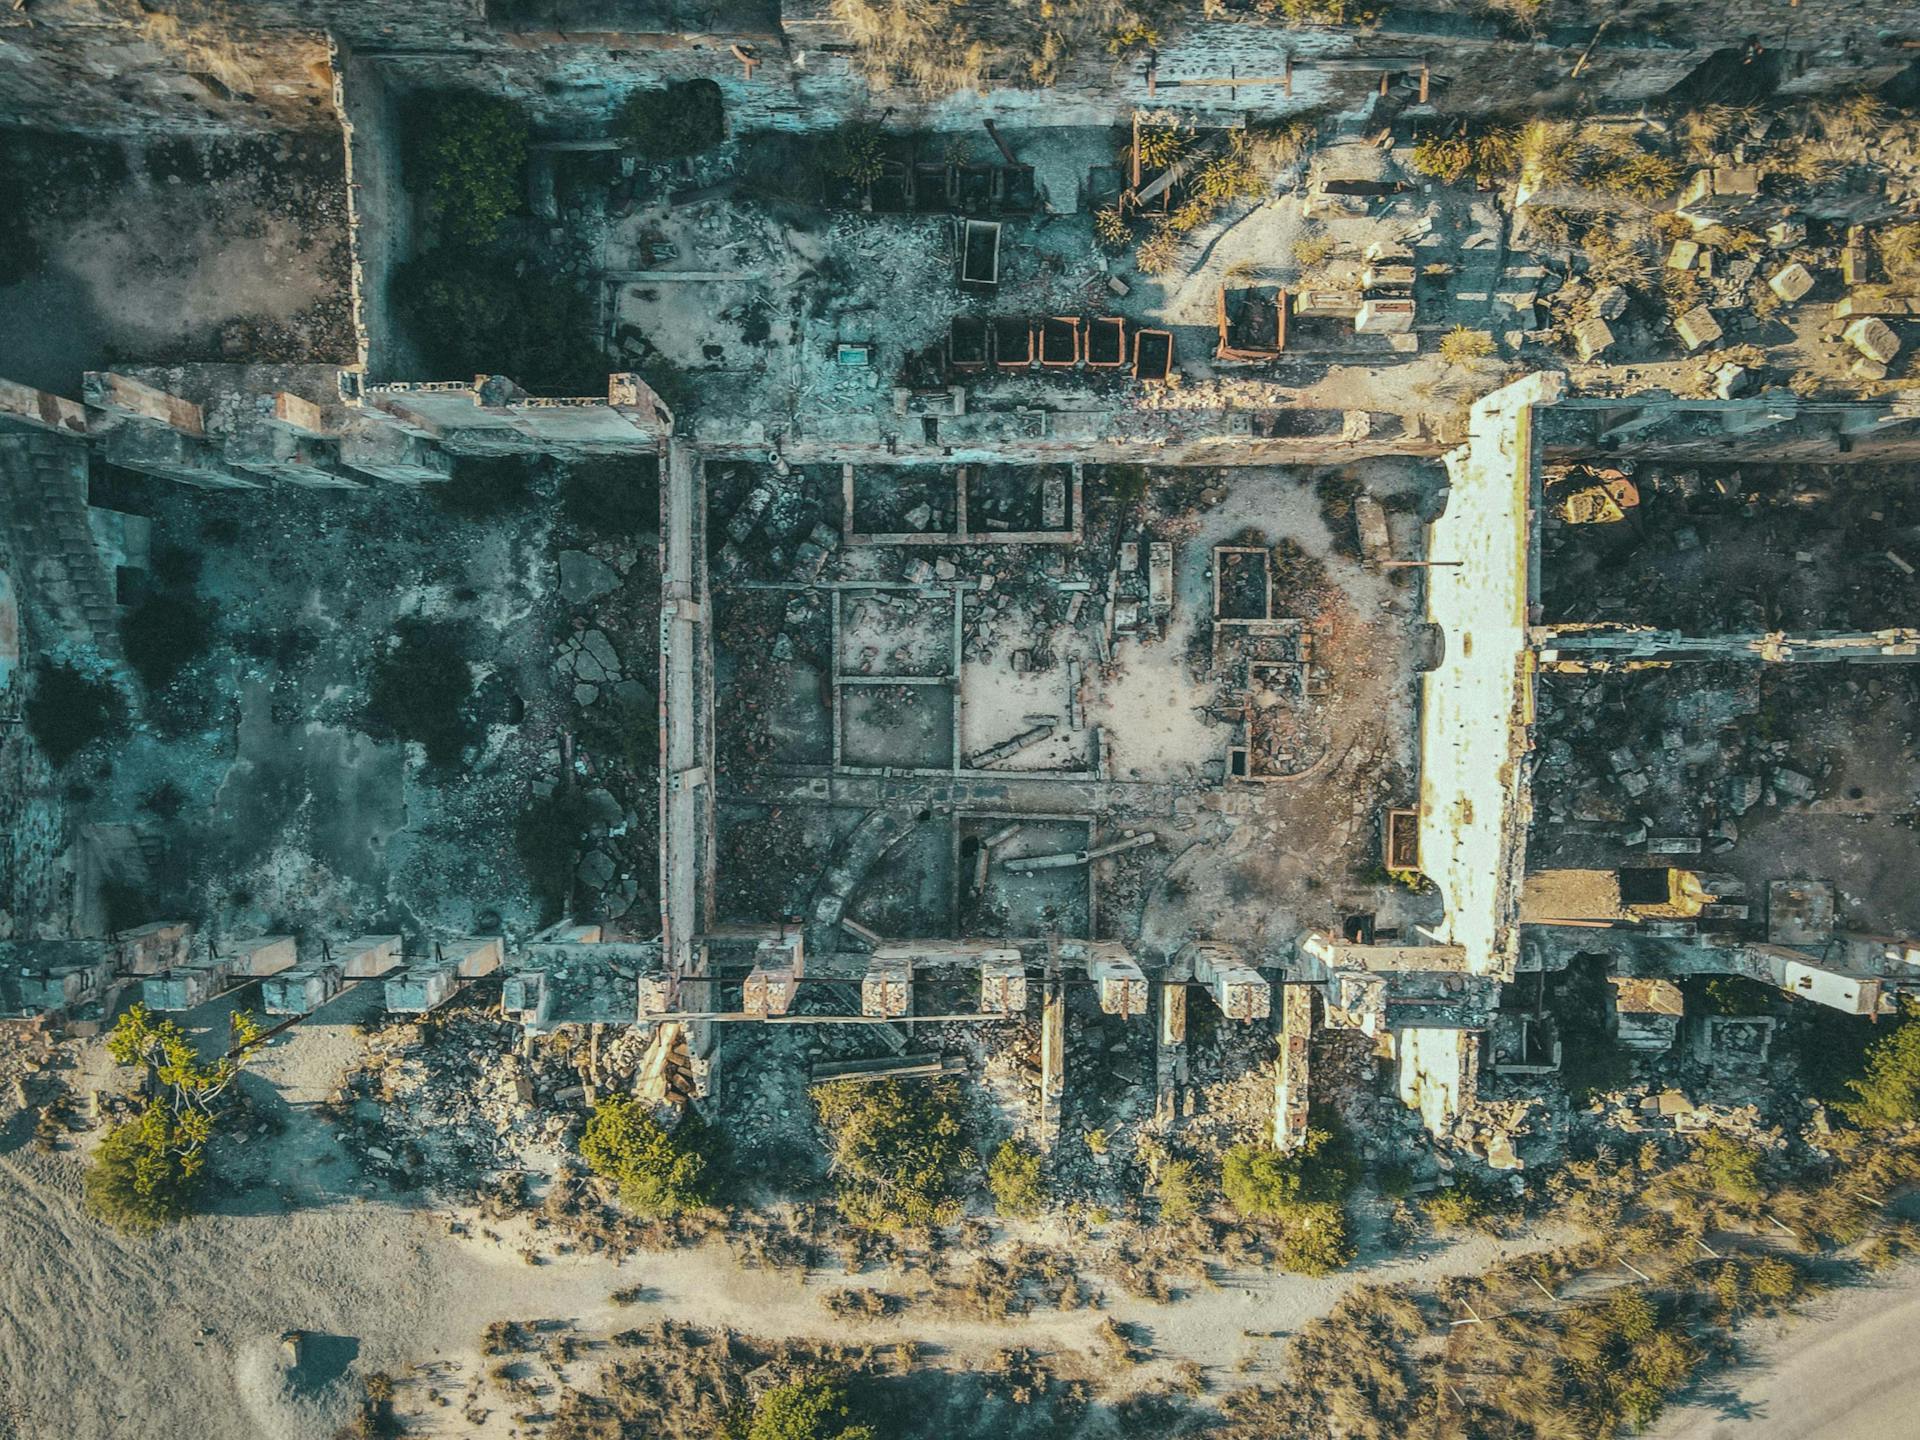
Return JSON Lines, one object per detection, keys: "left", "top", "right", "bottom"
{"left": 0, "top": 433, "right": 125, "bottom": 673}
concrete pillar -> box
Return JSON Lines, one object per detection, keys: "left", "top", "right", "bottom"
{"left": 1155, "top": 980, "right": 1189, "bottom": 1131}
{"left": 1040, "top": 978, "right": 1066, "bottom": 1147}
{"left": 1189, "top": 941, "right": 1271, "bottom": 1021}
{"left": 1273, "top": 984, "right": 1313, "bottom": 1150}
{"left": 1081, "top": 944, "right": 1148, "bottom": 1016}
{"left": 861, "top": 958, "right": 911, "bottom": 1017}
{"left": 979, "top": 954, "right": 1028, "bottom": 1014}
{"left": 337, "top": 935, "right": 402, "bottom": 978}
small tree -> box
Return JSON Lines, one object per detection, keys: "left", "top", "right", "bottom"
{"left": 1223, "top": 1128, "right": 1356, "bottom": 1274}
{"left": 987, "top": 1140, "right": 1044, "bottom": 1220}
{"left": 1695, "top": 1131, "right": 1764, "bottom": 1203}
{"left": 615, "top": 79, "right": 725, "bottom": 159}
{"left": 87, "top": 1004, "right": 264, "bottom": 1230}
{"left": 812, "top": 1079, "right": 971, "bottom": 1231}
{"left": 404, "top": 91, "right": 529, "bottom": 246}
{"left": 747, "top": 1375, "right": 876, "bottom": 1440}
{"left": 1155, "top": 1158, "right": 1200, "bottom": 1223}
{"left": 1842, "top": 1004, "right": 1920, "bottom": 1129}
{"left": 25, "top": 661, "right": 126, "bottom": 767}
{"left": 578, "top": 1094, "right": 712, "bottom": 1216}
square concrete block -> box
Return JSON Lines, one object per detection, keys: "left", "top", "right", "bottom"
{"left": 1768, "top": 262, "right": 1814, "bottom": 303}
{"left": 1573, "top": 315, "right": 1615, "bottom": 361}
{"left": 1675, "top": 306, "right": 1723, "bottom": 351}
{"left": 1844, "top": 316, "right": 1901, "bottom": 365}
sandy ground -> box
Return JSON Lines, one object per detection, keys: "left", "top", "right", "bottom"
{"left": 0, "top": 1010, "right": 1561, "bottom": 1440}
{"left": 1656, "top": 1271, "right": 1920, "bottom": 1440}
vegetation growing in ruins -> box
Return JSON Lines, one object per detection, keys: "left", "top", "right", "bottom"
{"left": 579, "top": 1094, "right": 715, "bottom": 1217}
{"left": 120, "top": 589, "right": 216, "bottom": 695}
{"left": 24, "top": 661, "right": 126, "bottom": 768}
{"left": 1221, "top": 1128, "right": 1356, "bottom": 1275}
{"left": 1695, "top": 1131, "right": 1765, "bottom": 1203}
{"left": 391, "top": 249, "right": 604, "bottom": 396}
{"left": 615, "top": 78, "right": 726, "bottom": 160}
{"left": 1839, "top": 1000, "right": 1920, "bottom": 1128}
{"left": 365, "top": 618, "right": 476, "bottom": 770}
{"left": 1517, "top": 119, "right": 1684, "bottom": 202}
{"left": 403, "top": 90, "right": 530, "bottom": 246}
{"left": 745, "top": 1375, "right": 877, "bottom": 1440}
{"left": 86, "top": 1004, "right": 264, "bottom": 1231}
{"left": 824, "top": 124, "right": 887, "bottom": 188}
{"left": 812, "top": 1079, "right": 973, "bottom": 1232}
{"left": 1439, "top": 325, "right": 1498, "bottom": 364}
{"left": 986, "top": 1140, "right": 1045, "bottom": 1219}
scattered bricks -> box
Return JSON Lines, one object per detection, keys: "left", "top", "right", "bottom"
{"left": 1674, "top": 306, "right": 1723, "bottom": 351}
{"left": 1592, "top": 284, "right": 1629, "bottom": 321}
{"left": 1572, "top": 315, "right": 1615, "bottom": 361}
{"left": 1767, "top": 262, "right": 1814, "bottom": 303}
{"left": 1666, "top": 239, "right": 1701, "bottom": 271}
{"left": 1844, "top": 316, "right": 1901, "bottom": 366}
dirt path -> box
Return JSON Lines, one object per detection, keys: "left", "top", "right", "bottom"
{"left": 0, "top": 1117, "right": 1564, "bottom": 1440}
{"left": 1654, "top": 1272, "right": 1920, "bottom": 1440}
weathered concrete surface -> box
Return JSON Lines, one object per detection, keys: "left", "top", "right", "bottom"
{"left": 1418, "top": 373, "right": 1561, "bottom": 977}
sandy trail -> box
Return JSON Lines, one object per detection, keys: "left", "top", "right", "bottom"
{"left": 0, "top": 1124, "right": 1557, "bottom": 1440}
{"left": 1655, "top": 1271, "right": 1920, "bottom": 1440}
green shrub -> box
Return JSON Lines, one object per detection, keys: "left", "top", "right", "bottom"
{"left": 85, "top": 1106, "right": 202, "bottom": 1230}
{"left": 1747, "top": 1255, "right": 1800, "bottom": 1302}
{"left": 25, "top": 662, "right": 126, "bottom": 767}
{"left": 391, "top": 248, "right": 605, "bottom": 395}
{"left": 1842, "top": 1005, "right": 1920, "bottom": 1129}
{"left": 1438, "top": 326, "right": 1497, "bottom": 364}
{"left": 403, "top": 90, "right": 529, "bottom": 245}
{"left": 87, "top": 1005, "right": 264, "bottom": 1230}
{"left": 1277, "top": 1200, "right": 1354, "bottom": 1276}
{"left": 579, "top": 1094, "right": 713, "bottom": 1216}
{"left": 987, "top": 1140, "right": 1045, "bottom": 1219}
{"left": 1423, "top": 1181, "right": 1488, "bottom": 1231}
{"left": 615, "top": 79, "right": 725, "bottom": 159}
{"left": 812, "top": 1079, "right": 972, "bottom": 1231}
{"left": 1411, "top": 134, "right": 1473, "bottom": 184}
{"left": 1223, "top": 1130, "right": 1355, "bottom": 1274}
{"left": 1155, "top": 1158, "right": 1200, "bottom": 1222}
{"left": 746, "top": 1375, "right": 876, "bottom": 1440}
{"left": 1695, "top": 1131, "right": 1764, "bottom": 1203}
{"left": 1222, "top": 1128, "right": 1353, "bottom": 1219}
{"left": 121, "top": 590, "right": 215, "bottom": 692}
{"left": 826, "top": 124, "right": 886, "bottom": 186}
{"left": 365, "top": 619, "right": 475, "bottom": 769}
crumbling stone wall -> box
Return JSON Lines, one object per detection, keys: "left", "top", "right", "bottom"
{"left": 2, "top": 2, "right": 1913, "bottom": 137}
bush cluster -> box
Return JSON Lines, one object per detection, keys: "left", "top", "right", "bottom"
{"left": 1221, "top": 1128, "right": 1356, "bottom": 1275}
{"left": 579, "top": 1094, "right": 714, "bottom": 1217}
{"left": 812, "top": 1079, "right": 972, "bottom": 1232}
